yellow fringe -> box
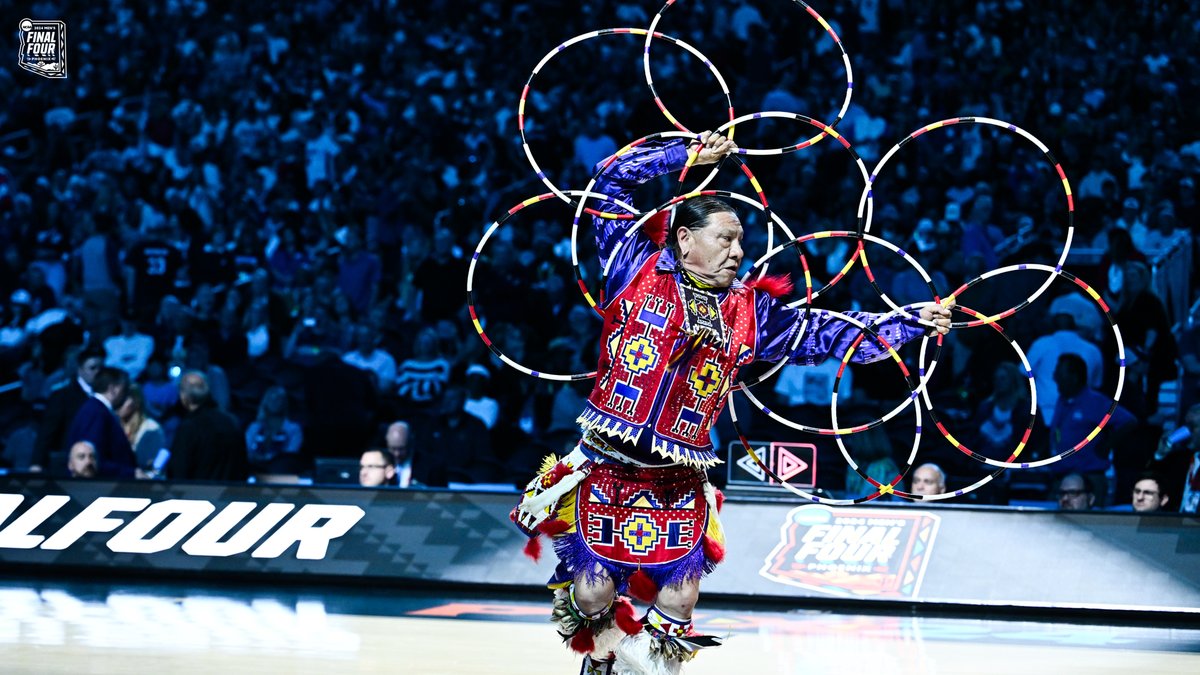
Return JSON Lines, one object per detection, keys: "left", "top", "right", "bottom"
{"left": 537, "top": 453, "right": 560, "bottom": 475}
{"left": 554, "top": 484, "right": 580, "bottom": 534}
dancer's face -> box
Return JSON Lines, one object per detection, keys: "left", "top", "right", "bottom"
{"left": 678, "top": 212, "right": 744, "bottom": 288}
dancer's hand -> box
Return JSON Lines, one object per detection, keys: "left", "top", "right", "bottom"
{"left": 690, "top": 131, "right": 737, "bottom": 165}
{"left": 920, "top": 304, "right": 952, "bottom": 335}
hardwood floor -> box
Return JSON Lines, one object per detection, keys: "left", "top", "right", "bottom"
{"left": 2, "top": 580, "right": 1197, "bottom": 674}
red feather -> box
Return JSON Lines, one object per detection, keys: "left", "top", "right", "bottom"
{"left": 715, "top": 488, "right": 725, "bottom": 513}
{"left": 614, "top": 596, "right": 643, "bottom": 635}
{"left": 569, "top": 625, "right": 596, "bottom": 654}
{"left": 544, "top": 462, "right": 572, "bottom": 487}
{"left": 642, "top": 210, "right": 671, "bottom": 247}
{"left": 537, "top": 519, "right": 572, "bottom": 537}
{"left": 523, "top": 535, "right": 542, "bottom": 563}
{"left": 703, "top": 534, "right": 725, "bottom": 564}
{"left": 627, "top": 569, "right": 658, "bottom": 603}
{"left": 744, "top": 273, "right": 794, "bottom": 298}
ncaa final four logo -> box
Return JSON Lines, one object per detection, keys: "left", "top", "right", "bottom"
{"left": 760, "top": 505, "right": 941, "bottom": 599}
{"left": 18, "top": 18, "right": 67, "bottom": 79}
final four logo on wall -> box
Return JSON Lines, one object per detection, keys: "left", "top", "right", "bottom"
{"left": 18, "top": 19, "right": 67, "bottom": 79}
{"left": 760, "top": 505, "right": 940, "bottom": 599}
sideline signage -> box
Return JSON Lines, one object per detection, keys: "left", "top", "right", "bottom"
{"left": 729, "top": 440, "right": 817, "bottom": 490}
{"left": 759, "top": 505, "right": 940, "bottom": 599}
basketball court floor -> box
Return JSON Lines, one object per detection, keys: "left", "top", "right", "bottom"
{"left": 2, "top": 578, "right": 1198, "bottom": 674}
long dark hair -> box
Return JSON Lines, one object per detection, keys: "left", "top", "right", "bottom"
{"left": 668, "top": 196, "right": 738, "bottom": 255}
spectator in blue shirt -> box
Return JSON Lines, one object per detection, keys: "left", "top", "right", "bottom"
{"left": 1049, "top": 354, "right": 1136, "bottom": 507}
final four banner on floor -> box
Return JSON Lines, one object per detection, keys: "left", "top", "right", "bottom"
{"left": 1, "top": 478, "right": 1198, "bottom": 614}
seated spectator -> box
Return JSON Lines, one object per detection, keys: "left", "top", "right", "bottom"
{"left": 342, "top": 324, "right": 396, "bottom": 392}
{"left": 245, "top": 385, "right": 304, "bottom": 474}
{"left": 385, "top": 421, "right": 414, "bottom": 488}
{"left": 1048, "top": 354, "right": 1136, "bottom": 507}
{"left": 843, "top": 428, "right": 901, "bottom": 500}
{"left": 1055, "top": 473, "right": 1095, "bottom": 511}
{"left": 464, "top": 364, "right": 499, "bottom": 429}
{"left": 410, "top": 386, "right": 501, "bottom": 487}
{"left": 65, "top": 366, "right": 135, "bottom": 478}
{"left": 1131, "top": 473, "right": 1171, "bottom": 513}
{"left": 911, "top": 463, "right": 947, "bottom": 497}
{"left": 117, "top": 384, "right": 165, "bottom": 474}
{"left": 66, "top": 440, "right": 97, "bottom": 479}
{"left": 167, "top": 371, "right": 248, "bottom": 482}
{"left": 969, "top": 362, "right": 1044, "bottom": 459}
{"left": 104, "top": 315, "right": 155, "bottom": 380}
{"left": 1026, "top": 313, "right": 1103, "bottom": 424}
{"left": 358, "top": 448, "right": 395, "bottom": 488}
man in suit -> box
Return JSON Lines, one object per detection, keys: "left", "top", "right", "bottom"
{"left": 167, "top": 371, "right": 248, "bottom": 482}
{"left": 65, "top": 366, "right": 135, "bottom": 478}
{"left": 33, "top": 344, "right": 105, "bottom": 473}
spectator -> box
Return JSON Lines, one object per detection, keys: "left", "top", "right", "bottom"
{"left": 396, "top": 327, "right": 450, "bottom": 410}
{"left": 65, "top": 366, "right": 136, "bottom": 478}
{"left": 463, "top": 363, "right": 499, "bottom": 429}
{"left": 117, "top": 384, "right": 165, "bottom": 474}
{"left": 336, "top": 227, "right": 381, "bottom": 315}
{"left": 1155, "top": 404, "right": 1200, "bottom": 514}
{"left": 140, "top": 360, "right": 178, "bottom": 417}
{"left": 1026, "top": 313, "right": 1104, "bottom": 424}
{"left": 969, "top": 362, "right": 1045, "bottom": 459}
{"left": 104, "top": 315, "right": 155, "bottom": 380}
{"left": 1131, "top": 473, "right": 1170, "bottom": 513}
{"left": 66, "top": 440, "right": 97, "bottom": 479}
{"left": 413, "top": 227, "right": 465, "bottom": 322}
{"left": 911, "top": 463, "right": 947, "bottom": 497}
{"left": 773, "top": 355, "right": 851, "bottom": 409}
{"left": 385, "top": 421, "right": 414, "bottom": 488}
{"left": 358, "top": 448, "right": 396, "bottom": 488}
{"left": 843, "top": 428, "right": 902, "bottom": 500}
{"left": 1055, "top": 473, "right": 1095, "bottom": 510}
{"left": 1111, "top": 261, "right": 1177, "bottom": 417}
{"left": 245, "top": 385, "right": 304, "bottom": 474}
{"left": 33, "top": 344, "right": 105, "bottom": 473}
{"left": 410, "top": 386, "right": 501, "bottom": 487}
{"left": 342, "top": 324, "right": 397, "bottom": 392}
{"left": 1048, "top": 353, "right": 1136, "bottom": 507}
{"left": 0, "top": 290, "right": 34, "bottom": 353}
{"left": 125, "top": 224, "right": 184, "bottom": 322}
{"left": 167, "top": 371, "right": 248, "bottom": 482}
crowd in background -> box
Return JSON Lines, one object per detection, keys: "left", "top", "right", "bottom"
{"left": 0, "top": 0, "right": 1196, "bottom": 510}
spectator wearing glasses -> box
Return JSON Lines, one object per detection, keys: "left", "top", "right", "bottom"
{"left": 1055, "top": 473, "right": 1095, "bottom": 511}
{"left": 358, "top": 449, "right": 396, "bottom": 488}
{"left": 1131, "top": 473, "right": 1170, "bottom": 513}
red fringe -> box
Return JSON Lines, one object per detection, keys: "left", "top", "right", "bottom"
{"left": 523, "top": 535, "right": 542, "bottom": 563}
{"left": 569, "top": 625, "right": 596, "bottom": 654}
{"left": 545, "top": 462, "right": 572, "bottom": 487}
{"left": 537, "top": 519, "right": 572, "bottom": 537}
{"left": 744, "top": 273, "right": 794, "bottom": 299}
{"left": 715, "top": 488, "right": 725, "bottom": 513}
{"left": 642, "top": 210, "right": 671, "bottom": 247}
{"left": 614, "top": 596, "right": 643, "bottom": 635}
{"left": 703, "top": 534, "right": 726, "bottom": 564}
{"left": 627, "top": 569, "right": 658, "bottom": 603}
